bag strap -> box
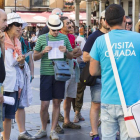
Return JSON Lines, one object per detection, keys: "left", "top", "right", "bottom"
{"left": 104, "top": 33, "right": 128, "bottom": 117}
{"left": 46, "top": 33, "right": 49, "bottom": 44}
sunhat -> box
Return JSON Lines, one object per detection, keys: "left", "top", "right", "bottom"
{"left": 7, "top": 13, "right": 27, "bottom": 29}
{"left": 46, "top": 15, "right": 63, "bottom": 30}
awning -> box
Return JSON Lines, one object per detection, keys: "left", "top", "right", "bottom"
{"left": 17, "top": 11, "right": 87, "bottom": 24}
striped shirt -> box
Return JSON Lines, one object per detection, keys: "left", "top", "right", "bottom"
{"left": 34, "top": 33, "right": 73, "bottom": 75}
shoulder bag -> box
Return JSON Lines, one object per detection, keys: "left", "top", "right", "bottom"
{"left": 80, "top": 62, "right": 96, "bottom": 86}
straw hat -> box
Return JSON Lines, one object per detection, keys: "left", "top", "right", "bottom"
{"left": 7, "top": 13, "right": 27, "bottom": 29}
{"left": 46, "top": 15, "right": 63, "bottom": 30}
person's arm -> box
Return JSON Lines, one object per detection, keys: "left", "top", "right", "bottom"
{"left": 83, "top": 51, "right": 91, "bottom": 62}
{"left": 89, "top": 58, "right": 101, "bottom": 76}
{"left": 0, "top": 30, "right": 5, "bottom": 60}
{"left": 59, "top": 46, "right": 73, "bottom": 59}
{"left": 17, "top": 55, "right": 25, "bottom": 69}
{"left": 33, "top": 46, "right": 52, "bottom": 61}
{"left": 66, "top": 50, "right": 73, "bottom": 59}
{"left": 72, "top": 47, "right": 82, "bottom": 58}
{"left": 0, "top": 84, "right": 4, "bottom": 104}
{"left": 0, "top": 43, "right": 5, "bottom": 60}
{"left": 29, "top": 54, "right": 34, "bottom": 79}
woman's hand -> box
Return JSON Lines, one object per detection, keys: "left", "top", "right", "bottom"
{"left": 17, "top": 55, "right": 25, "bottom": 65}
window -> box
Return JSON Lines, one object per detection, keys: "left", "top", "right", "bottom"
{"left": 64, "top": 0, "right": 74, "bottom": 9}
{"left": 31, "top": 0, "right": 49, "bottom": 7}
{"left": 128, "top": 1, "right": 132, "bottom": 17}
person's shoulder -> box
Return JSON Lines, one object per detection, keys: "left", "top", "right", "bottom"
{"left": 76, "top": 36, "right": 85, "bottom": 41}
{"left": 59, "top": 33, "right": 67, "bottom": 37}
{"left": 88, "top": 30, "right": 101, "bottom": 39}
{"left": 38, "top": 34, "right": 46, "bottom": 39}
{"left": 68, "top": 34, "right": 75, "bottom": 39}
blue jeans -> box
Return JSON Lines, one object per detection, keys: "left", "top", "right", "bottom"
{"left": 101, "top": 104, "right": 136, "bottom": 140}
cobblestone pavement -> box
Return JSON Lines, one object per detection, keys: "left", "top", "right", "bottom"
{"left": 10, "top": 61, "right": 140, "bottom": 140}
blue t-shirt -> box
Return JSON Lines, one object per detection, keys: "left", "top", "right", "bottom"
{"left": 90, "top": 29, "right": 140, "bottom": 106}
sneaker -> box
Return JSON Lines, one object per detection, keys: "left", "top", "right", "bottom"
{"left": 73, "top": 114, "right": 79, "bottom": 123}
{"left": 92, "top": 134, "right": 100, "bottom": 140}
{"left": 18, "top": 131, "right": 36, "bottom": 140}
{"left": 55, "top": 123, "right": 64, "bottom": 134}
{"left": 73, "top": 113, "right": 85, "bottom": 123}
{"left": 50, "top": 130, "right": 59, "bottom": 140}
{"left": 34, "top": 129, "right": 47, "bottom": 139}
{"left": 62, "top": 122, "right": 81, "bottom": 129}
{"left": 58, "top": 113, "right": 64, "bottom": 122}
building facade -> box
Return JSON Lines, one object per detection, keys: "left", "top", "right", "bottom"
{"left": 4, "top": 0, "right": 89, "bottom": 13}
{"left": 0, "top": 0, "right": 4, "bottom": 9}
{"left": 4, "top": 0, "right": 140, "bottom": 31}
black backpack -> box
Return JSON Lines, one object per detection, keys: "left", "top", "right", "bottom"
{"left": 80, "top": 62, "right": 96, "bottom": 86}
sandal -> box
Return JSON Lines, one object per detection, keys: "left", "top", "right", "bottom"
{"left": 78, "top": 113, "right": 85, "bottom": 121}
{"left": 55, "top": 123, "right": 64, "bottom": 134}
{"left": 58, "top": 113, "right": 64, "bottom": 122}
{"left": 62, "top": 122, "right": 81, "bottom": 129}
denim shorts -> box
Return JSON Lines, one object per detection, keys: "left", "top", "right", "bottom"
{"left": 101, "top": 104, "right": 136, "bottom": 140}
{"left": 40, "top": 75, "right": 65, "bottom": 101}
{"left": 90, "top": 78, "right": 101, "bottom": 103}
{"left": 3, "top": 91, "right": 19, "bottom": 120}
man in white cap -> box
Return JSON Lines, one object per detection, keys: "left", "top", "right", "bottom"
{"left": 82, "top": 10, "right": 110, "bottom": 140}
{"left": 33, "top": 15, "right": 73, "bottom": 140}
{"left": 0, "top": 8, "right": 7, "bottom": 136}
{"left": 38, "top": 8, "right": 63, "bottom": 36}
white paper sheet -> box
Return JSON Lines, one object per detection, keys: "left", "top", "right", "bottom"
{"left": 48, "top": 40, "right": 64, "bottom": 59}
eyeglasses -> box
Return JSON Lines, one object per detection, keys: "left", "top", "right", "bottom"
{"left": 126, "top": 22, "right": 132, "bottom": 25}
{"left": 56, "top": 12, "right": 63, "bottom": 16}
{"left": 12, "top": 22, "right": 23, "bottom": 27}
{"left": 66, "top": 22, "right": 71, "bottom": 25}
{"left": 51, "top": 29, "right": 61, "bottom": 32}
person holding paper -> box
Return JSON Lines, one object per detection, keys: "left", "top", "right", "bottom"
{"left": 33, "top": 15, "right": 73, "bottom": 140}
{"left": 2, "top": 13, "right": 27, "bottom": 140}
{"left": 0, "top": 9, "right": 7, "bottom": 133}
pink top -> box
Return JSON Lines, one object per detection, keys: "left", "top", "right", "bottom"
{"left": 67, "top": 34, "right": 75, "bottom": 49}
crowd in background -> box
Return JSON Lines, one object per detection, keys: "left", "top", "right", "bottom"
{"left": 0, "top": 3, "right": 140, "bottom": 140}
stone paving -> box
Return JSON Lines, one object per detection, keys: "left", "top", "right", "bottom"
{"left": 10, "top": 60, "right": 140, "bottom": 140}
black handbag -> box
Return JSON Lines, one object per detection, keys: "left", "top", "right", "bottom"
{"left": 80, "top": 62, "right": 96, "bottom": 86}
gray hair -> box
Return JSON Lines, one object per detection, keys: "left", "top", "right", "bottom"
{"left": 52, "top": 8, "right": 62, "bottom": 14}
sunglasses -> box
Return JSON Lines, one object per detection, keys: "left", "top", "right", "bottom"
{"left": 12, "top": 22, "right": 23, "bottom": 27}
{"left": 126, "top": 22, "right": 132, "bottom": 25}
{"left": 56, "top": 12, "right": 63, "bottom": 16}
{"left": 52, "top": 29, "right": 61, "bottom": 32}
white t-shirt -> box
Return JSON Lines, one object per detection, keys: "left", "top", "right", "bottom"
{"left": 3, "top": 48, "right": 18, "bottom": 92}
{"left": 76, "top": 36, "right": 86, "bottom": 60}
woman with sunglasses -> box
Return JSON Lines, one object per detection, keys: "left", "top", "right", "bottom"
{"left": 2, "top": 13, "right": 26, "bottom": 140}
